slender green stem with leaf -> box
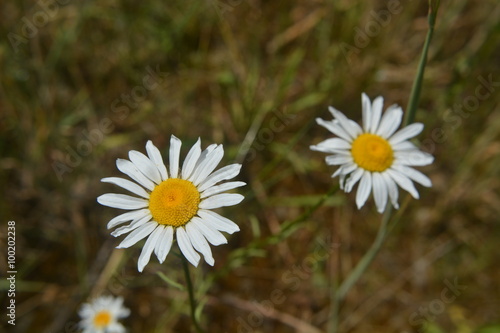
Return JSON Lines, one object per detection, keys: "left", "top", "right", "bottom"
{"left": 181, "top": 256, "right": 206, "bottom": 333}
{"left": 329, "top": 2, "right": 440, "bottom": 332}
{"left": 404, "top": 0, "right": 440, "bottom": 125}
{"left": 329, "top": 206, "right": 392, "bottom": 332}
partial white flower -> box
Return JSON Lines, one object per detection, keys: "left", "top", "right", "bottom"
{"left": 98, "top": 136, "right": 245, "bottom": 271}
{"left": 310, "top": 93, "right": 433, "bottom": 213}
{"left": 78, "top": 295, "right": 130, "bottom": 333}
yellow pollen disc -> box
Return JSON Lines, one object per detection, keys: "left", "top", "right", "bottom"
{"left": 149, "top": 178, "right": 200, "bottom": 227}
{"left": 351, "top": 133, "right": 394, "bottom": 172}
{"left": 93, "top": 311, "right": 112, "bottom": 328}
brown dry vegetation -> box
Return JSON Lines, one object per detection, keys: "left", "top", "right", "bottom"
{"left": 1, "top": 0, "right": 499, "bottom": 332}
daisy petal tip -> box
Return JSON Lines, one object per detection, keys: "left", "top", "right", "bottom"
{"left": 206, "top": 258, "right": 215, "bottom": 266}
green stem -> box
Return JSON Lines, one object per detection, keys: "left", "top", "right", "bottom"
{"left": 404, "top": 0, "right": 440, "bottom": 126}
{"left": 329, "top": 3, "right": 440, "bottom": 331}
{"left": 329, "top": 206, "right": 392, "bottom": 333}
{"left": 181, "top": 256, "right": 205, "bottom": 333}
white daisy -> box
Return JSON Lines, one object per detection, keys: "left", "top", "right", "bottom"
{"left": 78, "top": 295, "right": 130, "bottom": 333}
{"left": 97, "top": 136, "right": 245, "bottom": 272}
{"left": 310, "top": 93, "right": 433, "bottom": 213}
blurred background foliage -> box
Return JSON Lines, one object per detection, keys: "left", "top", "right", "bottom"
{"left": 0, "top": 0, "right": 499, "bottom": 332}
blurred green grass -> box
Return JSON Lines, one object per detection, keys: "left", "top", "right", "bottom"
{"left": 1, "top": 0, "right": 499, "bottom": 332}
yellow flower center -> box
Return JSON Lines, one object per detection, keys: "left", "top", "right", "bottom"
{"left": 93, "top": 311, "right": 112, "bottom": 328}
{"left": 351, "top": 133, "right": 394, "bottom": 172}
{"left": 149, "top": 178, "right": 200, "bottom": 227}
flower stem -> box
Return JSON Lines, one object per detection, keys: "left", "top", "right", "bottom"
{"left": 181, "top": 256, "right": 206, "bottom": 333}
{"left": 329, "top": 206, "right": 392, "bottom": 333}
{"left": 404, "top": 0, "right": 440, "bottom": 126}
{"left": 329, "top": 3, "right": 440, "bottom": 331}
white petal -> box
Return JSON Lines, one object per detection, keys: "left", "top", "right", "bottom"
{"left": 356, "top": 171, "right": 372, "bottom": 209}
{"left": 332, "top": 166, "right": 343, "bottom": 179}
{"left": 347, "top": 119, "right": 363, "bottom": 137}
{"left": 325, "top": 154, "right": 352, "bottom": 166}
{"left": 197, "top": 164, "right": 242, "bottom": 192}
{"left": 310, "top": 138, "right": 351, "bottom": 152}
{"left": 191, "top": 217, "right": 227, "bottom": 245}
{"left": 154, "top": 226, "right": 174, "bottom": 263}
{"left": 176, "top": 227, "right": 200, "bottom": 267}
{"left": 117, "top": 221, "right": 157, "bottom": 249}
{"left": 198, "top": 209, "right": 240, "bottom": 234}
{"left": 328, "top": 107, "right": 362, "bottom": 139}
{"left": 386, "top": 169, "right": 419, "bottom": 199}
{"left": 201, "top": 181, "right": 246, "bottom": 198}
{"left": 191, "top": 145, "right": 224, "bottom": 185}
{"left": 129, "top": 150, "right": 162, "bottom": 184}
{"left": 344, "top": 167, "right": 364, "bottom": 193}
{"left": 372, "top": 172, "right": 388, "bottom": 213}
{"left": 199, "top": 193, "right": 244, "bottom": 209}
{"left": 396, "top": 150, "right": 434, "bottom": 166}
{"left": 137, "top": 225, "right": 164, "bottom": 272}
{"left": 369, "top": 96, "right": 384, "bottom": 133}
{"left": 181, "top": 138, "right": 201, "bottom": 180}
{"left": 339, "top": 162, "right": 358, "bottom": 175}
{"left": 338, "top": 172, "right": 347, "bottom": 190}
{"left": 316, "top": 118, "right": 352, "bottom": 142}
{"left": 169, "top": 135, "right": 182, "bottom": 179}
{"left": 101, "top": 177, "right": 150, "bottom": 199}
{"left": 188, "top": 144, "right": 217, "bottom": 181}
{"left": 107, "top": 323, "right": 125, "bottom": 333}
{"left": 376, "top": 105, "right": 402, "bottom": 138}
{"left": 146, "top": 140, "right": 168, "bottom": 180}
{"left": 111, "top": 213, "right": 152, "bottom": 237}
{"left": 116, "top": 158, "right": 155, "bottom": 191}
{"left": 381, "top": 172, "right": 399, "bottom": 209}
{"left": 361, "top": 93, "right": 371, "bottom": 132}
{"left": 389, "top": 123, "right": 424, "bottom": 145}
{"left": 392, "top": 141, "right": 418, "bottom": 151}
{"left": 97, "top": 193, "right": 148, "bottom": 209}
{"left": 393, "top": 165, "right": 432, "bottom": 187}
{"left": 107, "top": 209, "right": 150, "bottom": 229}
{"left": 186, "top": 223, "right": 214, "bottom": 266}
{"left": 332, "top": 163, "right": 357, "bottom": 180}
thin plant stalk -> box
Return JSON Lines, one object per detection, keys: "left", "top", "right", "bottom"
{"left": 329, "top": 206, "right": 392, "bottom": 333}
{"left": 181, "top": 256, "right": 206, "bottom": 333}
{"left": 329, "top": 2, "right": 440, "bottom": 332}
{"left": 404, "top": 0, "right": 440, "bottom": 125}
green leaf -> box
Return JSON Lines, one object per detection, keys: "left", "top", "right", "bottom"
{"left": 156, "top": 272, "right": 185, "bottom": 291}
{"left": 476, "top": 325, "right": 500, "bottom": 333}
{"left": 424, "top": 322, "right": 446, "bottom": 333}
